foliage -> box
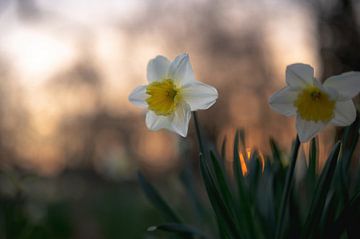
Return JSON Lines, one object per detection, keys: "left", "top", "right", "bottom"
{"left": 140, "top": 121, "right": 360, "bottom": 239}
{"left": 0, "top": 175, "right": 164, "bottom": 239}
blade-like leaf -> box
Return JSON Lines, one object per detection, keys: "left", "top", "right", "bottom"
{"left": 304, "top": 137, "right": 318, "bottom": 213}
{"left": 270, "top": 138, "right": 282, "bottom": 164}
{"left": 337, "top": 120, "right": 360, "bottom": 205}
{"left": 308, "top": 137, "right": 318, "bottom": 179}
{"left": 179, "top": 168, "right": 206, "bottom": 221}
{"left": 200, "top": 154, "right": 242, "bottom": 239}
{"left": 232, "top": 130, "right": 259, "bottom": 239}
{"left": 319, "top": 191, "right": 338, "bottom": 238}
{"left": 288, "top": 189, "right": 302, "bottom": 239}
{"left": 246, "top": 150, "right": 262, "bottom": 191}
{"left": 302, "top": 141, "right": 342, "bottom": 239}
{"left": 325, "top": 191, "right": 360, "bottom": 238}
{"left": 239, "top": 129, "right": 247, "bottom": 152}
{"left": 221, "top": 136, "right": 227, "bottom": 163}
{"left": 148, "top": 223, "right": 209, "bottom": 239}
{"left": 209, "top": 151, "right": 234, "bottom": 208}
{"left": 275, "top": 136, "right": 300, "bottom": 239}
{"left": 138, "top": 172, "right": 182, "bottom": 223}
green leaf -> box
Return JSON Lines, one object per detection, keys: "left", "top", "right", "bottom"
{"left": 239, "top": 129, "right": 247, "bottom": 152}
{"left": 269, "top": 138, "right": 282, "bottom": 164}
{"left": 233, "top": 130, "right": 244, "bottom": 188}
{"left": 275, "top": 136, "right": 301, "bottom": 239}
{"left": 255, "top": 161, "right": 276, "bottom": 238}
{"left": 337, "top": 121, "right": 360, "bottom": 204}
{"left": 319, "top": 191, "right": 338, "bottom": 237}
{"left": 209, "top": 151, "right": 234, "bottom": 207}
{"left": 137, "top": 172, "right": 182, "bottom": 223}
{"left": 246, "top": 150, "right": 262, "bottom": 191}
{"left": 304, "top": 137, "right": 318, "bottom": 213}
{"left": 269, "top": 138, "right": 286, "bottom": 212}
{"left": 221, "top": 136, "right": 227, "bottom": 163}
{"left": 179, "top": 168, "right": 206, "bottom": 222}
{"left": 302, "top": 141, "right": 342, "bottom": 239}
{"left": 308, "top": 137, "right": 318, "bottom": 179}
{"left": 325, "top": 191, "right": 360, "bottom": 238}
{"left": 356, "top": 165, "right": 360, "bottom": 195}
{"left": 200, "top": 154, "right": 242, "bottom": 239}
{"left": 148, "top": 223, "right": 209, "bottom": 239}
{"left": 288, "top": 189, "right": 302, "bottom": 238}
{"left": 232, "top": 130, "right": 259, "bottom": 239}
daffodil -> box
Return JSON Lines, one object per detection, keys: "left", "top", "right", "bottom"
{"left": 128, "top": 53, "right": 218, "bottom": 137}
{"left": 269, "top": 63, "right": 360, "bottom": 142}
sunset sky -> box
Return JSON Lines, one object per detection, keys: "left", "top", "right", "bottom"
{"left": 0, "top": 0, "right": 322, "bottom": 174}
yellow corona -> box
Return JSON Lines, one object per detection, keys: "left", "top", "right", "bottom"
{"left": 294, "top": 85, "right": 335, "bottom": 122}
{"left": 146, "top": 79, "right": 183, "bottom": 116}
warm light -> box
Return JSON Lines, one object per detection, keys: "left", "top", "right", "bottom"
{"left": 1, "top": 27, "right": 77, "bottom": 83}
{"left": 239, "top": 148, "right": 265, "bottom": 176}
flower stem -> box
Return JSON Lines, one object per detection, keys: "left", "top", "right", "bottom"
{"left": 275, "top": 135, "right": 301, "bottom": 239}
{"left": 193, "top": 112, "right": 205, "bottom": 157}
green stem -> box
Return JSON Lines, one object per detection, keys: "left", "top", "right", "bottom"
{"left": 275, "top": 136, "right": 301, "bottom": 239}
{"left": 193, "top": 112, "right": 205, "bottom": 157}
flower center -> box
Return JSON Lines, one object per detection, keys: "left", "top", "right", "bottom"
{"left": 146, "top": 79, "right": 182, "bottom": 116}
{"left": 294, "top": 85, "right": 335, "bottom": 122}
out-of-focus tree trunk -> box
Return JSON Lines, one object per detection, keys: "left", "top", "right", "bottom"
{"left": 311, "top": 0, "right": 360, "bottom": 141}
{"left": 313, "top": 0, "right": 360, "bottom": 107}
{"left": 314, "top": 0, "right": 360, "bottom": 77}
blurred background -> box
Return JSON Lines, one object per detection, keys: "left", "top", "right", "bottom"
{"left": 0, "top": 0, "right": 359, "bottom": 238}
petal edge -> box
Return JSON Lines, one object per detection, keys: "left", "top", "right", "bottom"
{"left": 171, "top": 103, "right": 192, "bottom": 137}
{"left": 324, "top": 72, "right": 360, "bottom": 100}
{"left": 330, "top": 100, "right": 356, "bottom": 126}
{"left": 168, "top": 53, "right": 196, "bottom": 85}
{"left": 286, "top": 63, "right": 314, "bottom": 89}
{"left": 128, "top": 85, "right": 148, "bottom": 107}
{"left": 182, "top": 81, "right": 218, "bottom": 111}
{"left": 145, "top": 111, "right": 172, "bottom": 131}
{"left": 147, "top": 55, "right": 171, "bottom": 83}
{"left": 296, "top": 115, "right": 326, "bottom": 142}
{"left": 268, "top": 87, "right": 298, "bottom": 116}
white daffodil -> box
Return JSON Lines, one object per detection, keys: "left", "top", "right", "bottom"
{"left": 269, "top": 63, "right": 360, "bottom": 142}
{"left": 128, "top": 53, "right": 218, "bottom": 137}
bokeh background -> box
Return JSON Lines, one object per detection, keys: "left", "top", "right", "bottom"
{"left": 0, "top": 0, "right": 359, "bottom": 238}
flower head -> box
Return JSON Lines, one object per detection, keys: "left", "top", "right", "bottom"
{"left": 129, "top": 53, "right": 218, "bottom": 137}
{"left": 269, "top": 63, "right": 360, "bottom": 142}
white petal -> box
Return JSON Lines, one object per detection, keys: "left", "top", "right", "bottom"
{"left": 296, "top": 115, "right": 326, "bottom": 142}
{"left": 323, "top": 72, "right": 360, "bottom": 100}
{"left": 168, "top": 53, "right": 196, "bottom": 85}
{"left": 330, "top": 100, "right": 356, "bottom": 126}
{"left": 147, "top": 55, "right": 171, "bottom": 83}
{"left": 286, "top": 63, "right": 314, "bottom": 89}
{"left": 309, "top": 77, "right": 340, "bottom": 101}
{"left": 182, "top": 81, "right": 218, "bottom": 111}
{"left": 268, "top": 87, "right": 298, "bottom": 116}
{"left": 322, "top": 85, "right": 339, "bottom": 101}
{"left": 128, "top": 85, "right": 148, "bottom": 107}
{"left": 145, "top": 111, "right": 172, "bottom": 131}
{"left": 171, "top": 103, "right": 192, "bottom": 137}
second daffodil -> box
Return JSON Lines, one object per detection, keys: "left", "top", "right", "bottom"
{"left": 269, "top": 63, "right": 360, "bottom": 142}
{"left": 128, "top": 53, "right": 218, "bottom": 137}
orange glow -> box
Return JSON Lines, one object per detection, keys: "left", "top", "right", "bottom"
{"left": 239, "top": 148, "right": 265, "bottom": 176}
{"left": 0, "top": 1, "right": 317, "bottom": 175}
